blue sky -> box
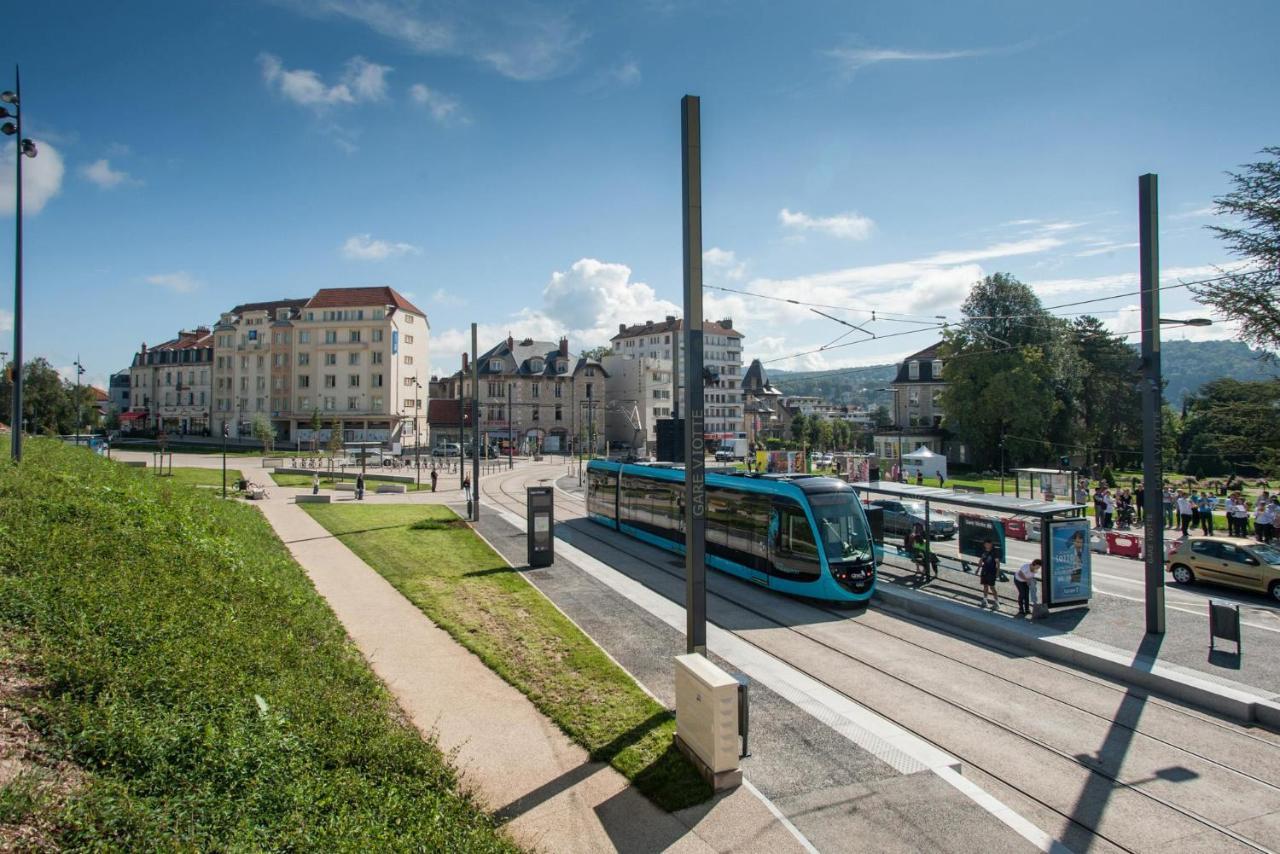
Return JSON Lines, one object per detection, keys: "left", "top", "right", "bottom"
{"left": 3, "top": 0, "right": 1278, "bottom": 388}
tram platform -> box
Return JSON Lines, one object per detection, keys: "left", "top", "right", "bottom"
{"left": 471, "top": 500, "right": 1048, "bottom": 854}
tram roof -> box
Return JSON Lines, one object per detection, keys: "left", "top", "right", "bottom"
{"left": 848, "top": 480, "right": 1085, "bottom": 518}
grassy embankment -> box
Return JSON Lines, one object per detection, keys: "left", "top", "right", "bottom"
{"left": 303, "top": 503, "right": 712, "bottom": 811}
{"left": 155, "top": 466, "right": 245, "bottom": 488}
{"left": 0, "top": 439, "right": 515, "bottom": 851}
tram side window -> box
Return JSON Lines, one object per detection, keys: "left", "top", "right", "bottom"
{"left": 620, "top": 474, "right": 646, "bottom": 526}
{"left": 587, "top": 469, "right": 617, "bottom": 519}
{"left": 770, "top": 499, "right": 821, "bottom": 581}
{"left": 706, "top": 487, "right": 730, "bottom": 548}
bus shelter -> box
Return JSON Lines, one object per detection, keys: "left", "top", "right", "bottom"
{"left": 850, "top": 481, "right": 1092, "bottom": 609}
{"left": 1011, "top": 467, "right": 1078, "bottom": 502}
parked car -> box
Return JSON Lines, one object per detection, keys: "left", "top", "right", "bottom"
{"left": 865, "top": 499, "right": 957, "bottom": 539}
{"left": 821, "top": 453, "right": 834, "bottom": 467}
{"left": 432, "top": 443, "right": 461, "bottom": 457}
{"left": 714, "top": 448, "right": 735, "bottom": 462}
{"left": 1166, "top": 536, "right": 1280, "bottom": 603}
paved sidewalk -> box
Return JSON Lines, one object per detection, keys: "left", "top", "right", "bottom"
{"left": 254, "top": 493, "right": 804, "bottom": 853}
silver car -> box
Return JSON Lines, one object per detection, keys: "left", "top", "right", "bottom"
{"left": 867, "top": 499, "right": 957, "bottom": 539}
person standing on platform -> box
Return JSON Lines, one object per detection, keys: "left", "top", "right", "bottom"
{"left": 1199, "top": 491, "right": 1216, "bottom": 536}
{"left": 978, "top": 539, "right": 1001, "bottom": 610}
{"left": 1014, "top": 559, "right": 1041, "bottom": 618}
{"left": 1177, "top": 491, "right": 1193, "bottom": 536}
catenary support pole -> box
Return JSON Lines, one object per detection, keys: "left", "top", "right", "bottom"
{"left": 458, "top": 357, "right": 465, "bottom": 488}
{"left": 11, "top": 67, "right": 25, "bottom": 463}
{"left": 681, "top": 94, "right": 707, "bottom": 656}
{"left": 508, "top": 383, "right": 513, "bottom": 470}
{"left": 471, "top": 322, "right": 480, "bottom": 520}
{"left": 1139, "top": 173, "right": 1166, "bottom": 635}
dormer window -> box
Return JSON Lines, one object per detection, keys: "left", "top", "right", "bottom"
{"left": 489, "top": 359, "right": 504, "bottom": 371}
{"left": 557, "top": 360, "right": 568, "bottom": 374}
{"left": 933, "top": 359, "right": 943, "bottom": 378}
{"left": 908, "top": 361, "right": 920, "bottom": 380}
{"left": 529, "top": 358, "right": 544, "bottom": 373}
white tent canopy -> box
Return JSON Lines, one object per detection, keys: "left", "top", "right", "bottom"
{"left": 901, "top": 445, "right": 947, "bottom": 481}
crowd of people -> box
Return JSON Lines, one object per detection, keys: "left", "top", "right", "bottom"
{"left": 1074, "top": 480, "right": 1277, "bottom": 543}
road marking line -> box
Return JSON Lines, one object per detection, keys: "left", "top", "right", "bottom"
{"left": 487, "top": 501, "right": 1068, "bottom": 854}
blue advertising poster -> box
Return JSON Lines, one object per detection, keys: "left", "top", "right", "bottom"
{"left": 958, "top": 513, "right": 1005, "bottom": 561}
{"left": 1047, "top": 518, "right": 1091, "bottom": 605}
{"left": 392, "top": 329, "right": 399, "bottom": 354}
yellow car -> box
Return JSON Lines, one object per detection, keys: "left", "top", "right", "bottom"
{"left": 1165, "top": 536, "right": 1280, "bottom": 603}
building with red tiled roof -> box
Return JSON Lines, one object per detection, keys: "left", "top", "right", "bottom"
{"left": 126, "top": 327, "right": 214, "bottom": 433}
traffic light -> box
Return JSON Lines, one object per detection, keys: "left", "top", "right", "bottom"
{"left": 1060, "top": 455, "right": 1070, "bottom": 469}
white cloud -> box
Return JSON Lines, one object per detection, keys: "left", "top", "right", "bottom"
{"left": 703, "top": 247, "right": 746, "bottom": 280}
{"left": 826, "top": 39, "right": 1032, "bottom": 74}
{"left": 259, "top": 53, "right": 391, "bottom": 110}
{"left": 779, "top": 207, "right": 875, "bottom": 240}
{"left": 341, "top": 233, "right": 422, "bottom": 261}
{"left": 279, "top": 0, "right": 585, "bottom": 81}
{"left": 81, "top": 158, "right": 132, "bottom": 189}
{"left": 0, "top": 139, "right": 64, "bottom": 214}
{"left": 1074, "top": 241, "right": 1139, "bottom": 258}
{"left": 1102, "top": 304, "right": 1237, "bottom": 343}
{"left": 409, "top": 83, "right": 464, "bottom": 124}
{"left": 1029, "top": 263, "right": 1234, "bottom": 298}
{"left": 0, "top": 309, "right": 11, "bottom": 333}
{"left": 1171, "top": 205, "right": 1217, "bottom": 220}
{"left": 432, "top": 287, "right": 466, "bottom": 306}
{"left": 146, "top": 272, "right": 201, "bottom": 294}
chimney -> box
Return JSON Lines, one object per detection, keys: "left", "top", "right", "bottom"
{"left": 140, "top": 342, "right": 147, "bottom": 355}
{"left": 619, "top": 323, "right": 627, "bottom": 333}
{"left": 559, "top": 337, "right": 569, "bottom": 356}
{"left": 461, "top": 352, "right": 468, "bottom": 372}
{"left": 665, "top": 315, "right": 675, "bottom": 324}
{"left": 507, "top": 333, "right": 514, "bottom": 351}
{"left": 719, "top": 318, "right": 733, "bottom": 330}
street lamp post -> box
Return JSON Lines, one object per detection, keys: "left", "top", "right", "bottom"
{"left": 3, "top": 70, "right": 37, "bottom": 463}
{"left": 412, "top": 376, "right": 423, "bottom": 489}
{"left": 73, "top": 356, "right": 85, "bottom": 445}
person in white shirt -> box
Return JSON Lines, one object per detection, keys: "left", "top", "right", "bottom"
{"left": 1176, "top": 492, "right": 1193, "bottom": 537}
{"left": 1014, "top": 559, "right": 1041, "bottom": 617}
{"left": 1257, "top": 502, "right": 1276, "bottom": 544}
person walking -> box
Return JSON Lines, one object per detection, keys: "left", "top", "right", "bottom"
{"left": 1177, "top": 491, "right": 1193, "bottom": 537}
{"left": 312, "top": 472, "right": 320, "bottom": 495}
{"left": 1014, "top": 559, "right": 1041, "bottom": 618}
{"left": 430, "top": 468, "right": 438, "bottom": 493}
{"left": 1163, "top": 486, "right": 1175, "bottom": 529}
{"left": 355, "top": 472, "right": 365, "bottom": 501}
{"left": 978, "top": 539, "right": 1001, "bottom": 610}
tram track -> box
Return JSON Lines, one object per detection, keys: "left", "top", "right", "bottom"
{"left": 481, "top": 465, "right": 1280, "bottom": 853}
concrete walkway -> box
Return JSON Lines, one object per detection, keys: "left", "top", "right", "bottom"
{"left": 253, "top": 491, "right": 804, "bottom": 853}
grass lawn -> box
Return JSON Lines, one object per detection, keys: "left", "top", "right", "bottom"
{"left": 153, "top": 466, "right": 244, "bottom": 489}
{"left": 0, "top": 439, "right": 515, "bottom": 851}
{"left": 269, "top": 471, "right": 433, "bottom": 491}
{"left": 303, "top": 503, "right": 712, "bottom": 811}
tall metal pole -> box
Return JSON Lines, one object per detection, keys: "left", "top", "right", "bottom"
{"left": 681, "top": 94, "right": 707, "bottom": 656}
{"left": 508, "top": 383, "right": 513, "bottom": 470}
{"left": 415, "top": 377, "right": 421, "bottom": 489}
{"left": 471, "top": 322, "right": 480, "bottom": 520}
{"left": 11, "top": 67, "right": 24, "bottom": 462}
{"left": 74, "top": 355, "right": 82, "bottom": 445}
{"left": 458, "top": 359, "right": 465, "bottom": 488}
{"left": 587, "top": 386, "right": 594, "bottom": 460}
{"left": 1139, "top": 173, "right": 1166, "bottom": 635}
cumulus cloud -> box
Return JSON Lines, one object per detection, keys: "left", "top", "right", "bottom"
{"left": 703, "top": 247, "right": 746, "bottom": 281}
{"left": 409, "top": 83, "right": 464, "bottom": 124}
{"left": 0, "top": 309, "right": 11, "bottom": 333}
{"left": 341, "top": 233, "right": 422, "bottom": 261}
{"left": 0, "top": 139, "right": 64, "bottom": 214}
{"left": 259, "top": 53, "right": 391, "bottom": 109}
{"left": 146, "top": 272, "right": 201, "bottom": 294}
{"left": 81, "top": 158, "right": 133, "bottom": 189}
{"left": 779, "top": 207, "right": 875, "bottom": 240}
{"left": 432, "top": 287, "right": 466, "bottom": 306}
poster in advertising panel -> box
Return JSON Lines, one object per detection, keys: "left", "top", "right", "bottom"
{"left": 1047, "top": 518, "right": 1092, "bottom": 606}
{"left": 958, "top": 514, "right": 1005, "bottom": 561}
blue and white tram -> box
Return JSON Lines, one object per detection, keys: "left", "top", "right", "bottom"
{"left": 585, "top": 460, "right": 877, "bottom": 603}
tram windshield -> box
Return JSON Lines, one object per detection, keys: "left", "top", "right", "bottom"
{"left": 809, "top": 492, "right": 873, "bottom": 562}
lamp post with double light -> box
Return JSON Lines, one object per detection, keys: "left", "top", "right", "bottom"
{"left": 3, "top": 70, "right": 37, "bottom": 463}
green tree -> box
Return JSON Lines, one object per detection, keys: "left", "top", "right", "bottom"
{"left": 579, "top": 345, "right": 612, "bottom": 361}
{"left": 806, "top": 417, "right": 822, "bottom": 450}
{"left": 1071, "top": 316, "right": 1142, "bottom": 467}
{"left": 790, "top": 413, "right": 808, "bottom": 443}
{"left": 310, "top": 409, "right": 323, "bottom": 451}
{"left": 251, "top": 413, "right": 275, "bottom": 454}
{"left": 1178, "top": 378, "right": 1280, "bottom": 477}
{"left": 871, "top": 405, "right": 892, "bottom": 429}
{"left": 1191, "top": 147, "right": 1280, "bottom": 351}
{"left": 940, "top": 274, "right": 1066, "bottom": 469}
{"left": 327, "top": 421, "right": 345, "bottom": 462}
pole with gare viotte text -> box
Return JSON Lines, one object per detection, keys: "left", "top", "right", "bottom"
{"left": 471, "top": 322, "right": 480, "bottom": 520}
{"left": 681, "top": 94, "right": 707, "bottom": 657}
{"left": 3, "top": 69, "right": 36, "bottom": 463}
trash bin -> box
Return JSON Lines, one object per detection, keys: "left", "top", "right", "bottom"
{"left": 527, "top": 486, "right": 554, "bottom": 567}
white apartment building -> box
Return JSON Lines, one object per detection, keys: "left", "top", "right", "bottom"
{"left": 211, "top": 286, "right": 429, "bottom": 445}
{"left": 125, "top": 328, "right": 214, "bottom": 434}
{"left": 601, "top": 353, "right": 672, "bottom": 451}
{"left": 610, "top": 316, "right": 744, "bottom": 446}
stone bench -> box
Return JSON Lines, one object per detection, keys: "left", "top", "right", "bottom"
{"left": 334, "top": 482, "right": 357, "bottom": 492}
{"left": 295, "top": 494, "right": 331, "bottom": 504}
{"left": 376, "top": 484, "right": 407, "bottom": 494}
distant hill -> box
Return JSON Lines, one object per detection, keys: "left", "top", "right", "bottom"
{"left": 763, "top": 340, "right": 1277, "bottom": 408}
{"left": 1157, "top": 340, "right": 1278, "bottom": 407}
